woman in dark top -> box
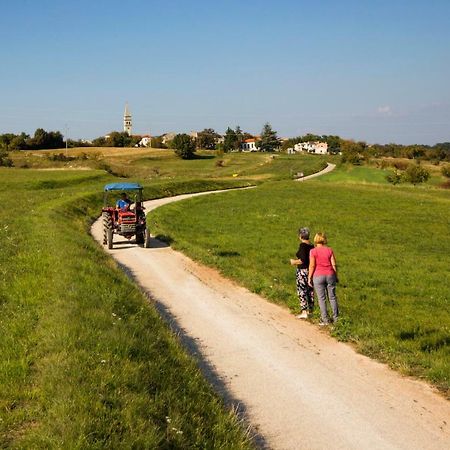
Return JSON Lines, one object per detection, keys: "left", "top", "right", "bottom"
{"left": 290, "top": 227, "right": 314, "bottom": 319}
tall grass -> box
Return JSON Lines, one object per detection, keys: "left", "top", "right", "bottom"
{"left": 0, "top": 168, "right": 253, "bottom": 448}
{"left": 150, "top": 176, "right": 450, "bottom": 395}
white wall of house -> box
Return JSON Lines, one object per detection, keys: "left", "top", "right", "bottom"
{"left": 241, "top": 140, "right": 258, "bottom": 152}
{"left": 294, "top": 141, "right": 328, "bottom": 154}
{"left": 138, "top": 136, "right": 152, "bottom": 147}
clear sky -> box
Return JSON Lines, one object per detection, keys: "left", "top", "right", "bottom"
{"left": 1, "top": 0, "right": 449, "bottom": 144}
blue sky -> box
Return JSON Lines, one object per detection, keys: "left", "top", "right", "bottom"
{"left": 1, "top": 0, "right": 449, "bottom": 144}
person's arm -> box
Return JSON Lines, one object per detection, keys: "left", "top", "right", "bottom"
{"left": 331, "top": 252, "right": 338, "bottom": 282}
{"left": 290, "top": 258, "right": 302, "bottom": 265}
{"left": 331, "top": 253, "right": 337, "bottom": 274}
{"left": 308, "top": 254, "right": 316, "bottom": 286}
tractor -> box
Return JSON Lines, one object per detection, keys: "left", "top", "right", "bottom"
{"left": 101, "top": 182, "right": 150, "bottom": 249}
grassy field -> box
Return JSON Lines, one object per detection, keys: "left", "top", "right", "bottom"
{"left": 10, "top": 147, "right": 331, "bottom": 181}
{"left": 150, "top": 168, "right": 450, "bottom": 395}
{"left": 2, "top": 152, "right": 447, "bottom": 446}
{"left": 0, "top": 168, "right": 255, "bottom": 448}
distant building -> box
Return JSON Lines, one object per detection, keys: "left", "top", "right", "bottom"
{"left": 294, "top": 141, "right": 328, "bottom": 154}
{"left": 137, "top": 135, "right": 152, "bottom": 147}
{"left": 123, "top": 103, "right": 132, "bottom": 136}
{"left": 241, "top": 138, "right": 259, "bottom": 152}
{"left": 162, "top": 132, "right": 177, "bottom": 145}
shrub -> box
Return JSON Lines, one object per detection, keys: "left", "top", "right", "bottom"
{"left": 172, "top": 134, "right": 196, "bottom": 160}
{"left": 47, "top": 153, "right": 75, "bottom": 162}
{"left": 385, "top": 170, "right": 402, "bottom": 185}
{"left": 402, "top": 164, "right": 430, "bottom": 185}
{"left": 441, "top": 165, "right": 450, "bottom": 178}
{"left": 0, "top": 150, "right": 13, "bottom": 167}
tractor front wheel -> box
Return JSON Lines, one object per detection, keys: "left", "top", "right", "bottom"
{"left": 135, "top": 231, "right": 144, "bottom": 245}
{"left": 144, "top": 228, "right": 151, "bottom": 248}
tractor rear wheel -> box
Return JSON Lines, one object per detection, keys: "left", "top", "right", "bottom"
{"left": 107, "top": 228, "right": 113, "bottom": 249}
{"left": 144, "top": 228, "right": 151, "bottom": 248}
{"left": 102, "top": 212, "right": 112, "bottom": 245}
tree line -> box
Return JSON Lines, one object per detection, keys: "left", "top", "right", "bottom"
{"left": 282, "top": 134, "right": 450, "bottom": 163}
{"left": 0, "top": 129, "right": 64, "bottom": 151}
{"left": 1, "top": 126, "right": 448, "bottom": 163}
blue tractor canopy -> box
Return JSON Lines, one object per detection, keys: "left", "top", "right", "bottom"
{"left": 103, "top": 182, "right": 144, "bottom": 207}
{"left": 104, "top": 182, "right": 143, "bottom": 191}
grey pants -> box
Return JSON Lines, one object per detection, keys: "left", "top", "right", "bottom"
{"left": 313, "top": 274, "right": 339, "bottom": 323}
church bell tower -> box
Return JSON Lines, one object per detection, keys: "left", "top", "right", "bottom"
{"left": 123, "top": 103, "right": 132, "bottom": 135}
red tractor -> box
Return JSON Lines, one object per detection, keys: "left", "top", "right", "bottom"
{"left": 101, "top": 182, "right": 150, "bottom": 249}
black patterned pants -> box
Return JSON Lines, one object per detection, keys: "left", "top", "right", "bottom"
{"left": 296, "top": 268, "right": 314, "bottom": 311}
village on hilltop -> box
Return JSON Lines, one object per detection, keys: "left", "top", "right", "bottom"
{"left": 116, "top": 104, "right": 330, "bottom": 155}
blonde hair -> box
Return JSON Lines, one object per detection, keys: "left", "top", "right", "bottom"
{"left": 314, "top": 232, "right": 327, "bottom": 245}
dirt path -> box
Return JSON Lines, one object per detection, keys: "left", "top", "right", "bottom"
{"left": 297, "top": 162, "right": 336, "bottom": 180}
{"left": 91, "top": 185, "right": 449, "bottom": 450}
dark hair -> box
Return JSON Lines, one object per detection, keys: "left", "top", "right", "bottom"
{"left": 298, "top": 227, "right": 310, "bottom": 240}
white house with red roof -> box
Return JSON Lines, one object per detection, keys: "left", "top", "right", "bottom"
{"left": 294, "top": 141, "right": 328, "bottom": 154}
{"left": 241, "top": 138, "right": 259, "bottom": 152}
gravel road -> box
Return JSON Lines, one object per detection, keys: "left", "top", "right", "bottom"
{"left": 91, "top": 179, "right": 449, "bottom": 449}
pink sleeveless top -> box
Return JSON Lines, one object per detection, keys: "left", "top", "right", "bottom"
{"left": 310, "top": 246, "right": 335, "bottom": 276}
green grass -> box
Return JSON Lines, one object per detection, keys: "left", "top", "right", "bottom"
{"left": 0, "top": 168, "right": 253, "bottom": 448}
{"left": 11, "top": 147, "right": 331, "bottom": 182}
{"left": 150, "top": 172, "right": 450, "bottom": 395}
{"left": 319, "top": 164, "right": 391, "bottom": 184}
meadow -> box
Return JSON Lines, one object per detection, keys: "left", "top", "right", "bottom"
{"left": 150, "top": 167, "right": 450, "bottom": 394}
{"left": 1, "top": 150, "right": 448, "bottom": 447}
{"left": 1, "top": 150, "right": 329, "bottom": 447}
{"left": 0, "top": 168, "right": 255, "bottom": 448}
{"left": 10, "top": 147, "right": 331, "bottom": 181}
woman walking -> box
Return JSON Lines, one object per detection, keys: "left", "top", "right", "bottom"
{"left": 290, "top": 227, "right": 314, "bottom": 319}
{"left": 308, "top": 232, "right": 339, "bottom": 325}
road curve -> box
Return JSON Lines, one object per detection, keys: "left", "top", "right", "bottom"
{"left": 297, "top": 162, "right": 336, "bottom": 180}
{"left": 91, "top": 185, "right": 449, "bottom": 450}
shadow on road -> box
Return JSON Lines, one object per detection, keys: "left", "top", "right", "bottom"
{"left": 116, "top": 260, "right": 269, "bottom": 449}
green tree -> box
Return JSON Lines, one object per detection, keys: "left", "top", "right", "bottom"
{"left": 103, "top": 131, "right": 138, "bottom": 147}
{"left": 302, "top": 133, "right": 321, "bottom": 142}
{"left": 402, "top": 164, "right": 430, "bottom": 185}
{"left": 0, "top": 133, "right": 16, "bottom": 151}
{"left": 172, "top": 134, "right": 196, "bottom": 159}
{"left": 223, "top": 127, "right": 237, "bottom": 153}
{"left": 324, "top": 135, "right": 342, "bottom": 154}
{"left": 106, "top": 131, "right": 127, "bottom": 147}
{"left": 341, "top": 140, "right": 365, "bottom": 165}
{"left": 9, "top": 133, "right": 29, "bottom": 150}
{"left": 150, "top": 136, "right": 167, "bottom": 149}
{"left": 92, "top": 136, "right": 107, "bottom": 147}
{"left": 234, "top": 126, "right": 244, "bottom": 151}
{"left": 258, "top": 122, "right": 280, "bottom": 152}
{"left": 196, "top": 128, "right": 220, "bottom": 150}
{"left": 27, "top": 128, "right": 64, "bottom": 149}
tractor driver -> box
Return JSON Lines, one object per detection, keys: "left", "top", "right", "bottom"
{"left": 116, "top": 192, "right": 133, "bottom": 211}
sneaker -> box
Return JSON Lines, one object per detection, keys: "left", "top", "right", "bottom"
{"left": 319, "top": 321, "right": 330, "bottom": 326}
{"left": 296, "top": 311, "right": 309, "bottom": 319}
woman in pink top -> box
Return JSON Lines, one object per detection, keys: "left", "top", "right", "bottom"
{"left": 308, "top": 232, "right": 339, "bottom": 325}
